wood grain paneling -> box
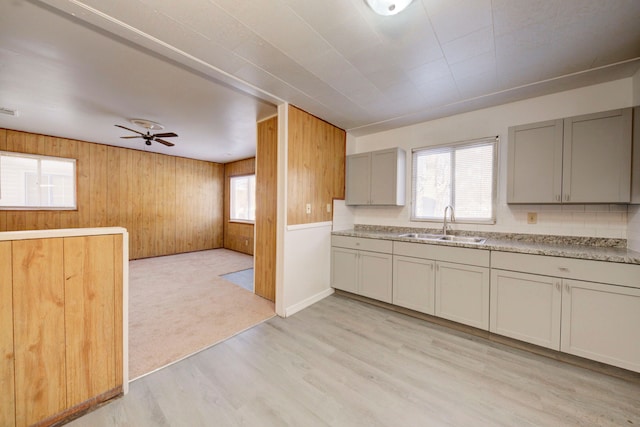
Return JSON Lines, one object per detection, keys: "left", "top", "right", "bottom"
{"left": 113, "top": 234, "right": 124, "bottom": 387}
{"left": 287, "top": 105, "right": 345, "bottom": 225}
{"left": 0, "top": 241, "right": 14, "bottom": 427}
{"left": 255, "top": 117, "right": 278, "bottom": 301}
{"left": 13, "top": 238, "right": 66, "bottom": 426}
{"left": 0, "top": 129, "right": 224, "bottom": 259}
{"left": 64, "top": 235, "right": 118, "bottom": 407}
{"left": 224, "top": 157, "right": 255, "bottom": 255}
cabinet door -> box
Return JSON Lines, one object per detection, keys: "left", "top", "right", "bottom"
{"left": 13, "top": 238, "right": 67, "bottom": 426}
{"left": 435, "top": 262, "right": 489, "bottom": 330}
{"left": 0, "top": 242, "right": 14, "bottom": 427}
{"left": 331, "top": 247, "right": 359, "bottom": 293}
{"left": 359, "top": 251, "right": 393, "bottom": 303}
{"left": 64, "top": 236, "right": 118, "bottom": 407}
{"left": 370, "top": 148, "right": 405, "bottom": 205}
{"left": 507, "top": 119, "right": 563, "bottom": 203}
{"left": 561, "top": 280, "right": 640, "bottom": 373}
{"left": 393, "top": 255, "right": 435, "bottom": 315}
{"left": 562, "top": 108, "right": 632, "bottom": 203}
{"left": 490, "top": 270, "right": 561, "bottom": 350}
{"left": 345, "top": 153, "right": 371, "bottom": 205}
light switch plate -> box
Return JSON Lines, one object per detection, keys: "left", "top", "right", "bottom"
{"left": 306, "top": 203, "right": 311, "bottom": 214}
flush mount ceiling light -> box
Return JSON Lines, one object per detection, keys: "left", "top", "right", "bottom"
{"left": 364, "top": 0, "right": 414, "bottom": 16}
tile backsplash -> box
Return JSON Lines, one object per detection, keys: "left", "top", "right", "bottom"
{"left": 628, "top": 205, "right": 640, "bottom": 252}
{"left": 502, "top": 204, "right": 628, "bottom": 239}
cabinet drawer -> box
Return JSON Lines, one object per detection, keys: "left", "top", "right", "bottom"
{"left": 393, "top": 241, "right": 440, "bottom": 259}
{"left": 436, "top": 245, "right": 490, "bottom": 267}
{"left": 332, "top": 236, "right": 392, "bottom": 253}
{"left": 491, "top": 251, "right": 640, "bottom": 289}
{"left": 393, "top": 241, "right": 489, "bottom": 267}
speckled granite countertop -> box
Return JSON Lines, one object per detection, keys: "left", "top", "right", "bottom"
{"left": 332, "top": 226, "right": 640, "bottom": 265}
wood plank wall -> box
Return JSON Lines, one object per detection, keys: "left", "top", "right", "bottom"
{"left": 255, "top": 117, "right": 278, "bottom": 302}
{"left": 0, "top": 129, "right": 224, "bottom": 259}
{"left": 287, "top": 105, "right": 346, "bottom": 225}
{"left": 223, "top": 158, "right": 255, "bottom": 255}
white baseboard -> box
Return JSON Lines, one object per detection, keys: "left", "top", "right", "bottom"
{"left": 284, "top": 288, "right": 335, "bottom": 317}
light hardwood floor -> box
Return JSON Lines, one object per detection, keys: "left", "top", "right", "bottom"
{"left": 68, "top": 294, "right": 640, "bottom": 426}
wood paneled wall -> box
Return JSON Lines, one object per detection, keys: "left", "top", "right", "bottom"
{"left": 287, "top": 105, "right": 345, "bottom": 225}
{"left": 0, "top": 129, "right": 224, "bottom": 259}
{"left": 255, "top": 117, "right": 278, "bottom": 302}
{"left": 223, "top": 157, "right": 255, "bottom": 255}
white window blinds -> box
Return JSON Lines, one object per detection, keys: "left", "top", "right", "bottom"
{"left": 411, "top": 137, "right": 497, "bottom": 223}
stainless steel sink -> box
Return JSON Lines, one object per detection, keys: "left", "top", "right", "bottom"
{"left": 438, "top": 235, "right": 486, "bottom": 244}
{"left": 398, "top": 233, "right": 443, "bottom": 240}
{"left": 398, "top": 233, "right": 486, "bottom": 244}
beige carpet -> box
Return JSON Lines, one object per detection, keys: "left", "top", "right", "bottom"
{"left": 128, "top": 249, "right": 275, "bottom": 380}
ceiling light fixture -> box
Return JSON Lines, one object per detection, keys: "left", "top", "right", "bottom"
{"left": 364, "top": 0, "right": 414, "bottom": 16}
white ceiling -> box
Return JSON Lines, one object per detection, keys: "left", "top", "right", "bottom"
{"left": 1, "top": 0, "right": 639, "bottom": 162}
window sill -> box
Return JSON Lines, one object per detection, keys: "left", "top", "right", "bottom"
{"left": 229, "top": 220, "right": 255, "bottom": 225}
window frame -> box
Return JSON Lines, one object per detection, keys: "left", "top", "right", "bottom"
{"left": 410, "top": 137, "right": 498, "bottom": 224}
{"left": 229, "top": 173, "right": 256, "bottom": 224}
{"left": 0, "top": 151, "right": 77, "bottom": 211}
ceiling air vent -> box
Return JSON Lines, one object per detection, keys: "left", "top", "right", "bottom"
{"left": 0, "top": 107, "right": 19, "bottom": 117}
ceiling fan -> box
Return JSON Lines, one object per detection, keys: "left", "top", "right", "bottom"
{"left": 115, "top": 119, "right": 177, "bottom": 147}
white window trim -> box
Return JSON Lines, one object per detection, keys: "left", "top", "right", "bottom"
{"left": 0, "top": 151, "right": 77, "bottom": 210}
{"left": 410, "top": 136, "right": 498, "bottom": 224}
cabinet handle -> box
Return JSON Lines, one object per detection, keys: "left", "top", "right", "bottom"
{"left": 556, "top": 195, "right": 561, "bottom": 202}
{"left": 564, "top": 194, "right": 570, "bottom": 202}
{"left": 565, "top": 283, "right": 570, "bottom": 293}
{"left": 555, "top": 282, "right": 561, "bottom": 291}
{"left": 558, "top": 267, "right": 569, "bottom": 273}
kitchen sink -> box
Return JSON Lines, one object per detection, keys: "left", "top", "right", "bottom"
{"left": 398, "top": 233, "right": 443, "bottom": 240}
{"left": 398, "top": 233, "right": 486, "bottom": 244}
{"left": 438, "top": 235, "right": 486, "bottom": 244}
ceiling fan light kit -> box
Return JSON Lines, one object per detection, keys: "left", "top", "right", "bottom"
{"left": 364, "top": 0, "right": 414, "bottom": 16}
{"left": 130, "top": 118, "right": 164, "bottom": 131}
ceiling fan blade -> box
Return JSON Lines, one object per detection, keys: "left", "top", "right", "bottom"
{"left": 153, "top": 132, "right": 178, "bottom": 138}
{"left": 120, "top": 135, "right": 143, "bottom": 139}
{"left": 155, "top": 138, "right": 175, "bottom": 147}
{"left": 115, "top": 124, "right": 145, "bottom": 136}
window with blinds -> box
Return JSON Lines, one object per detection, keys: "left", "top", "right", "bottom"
{"left": 411, "top": 137, "right": 497, "bottom": 223}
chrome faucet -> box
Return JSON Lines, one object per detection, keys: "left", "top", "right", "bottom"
{"left": 443, "top": 205, "right": 455, "bottom": 235}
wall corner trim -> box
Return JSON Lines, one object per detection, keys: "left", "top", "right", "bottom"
{"left": 284, "top": 288, "right": 334, "bottom": 318}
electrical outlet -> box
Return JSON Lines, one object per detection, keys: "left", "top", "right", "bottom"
{"left": 527, "top": 212, "right": 537, "bottom": 224}
{"left": 306, "top": 203, "right": 311, "bottom": 214}
{"left": 326, "top": 203, "right": 331, "bottom": 213}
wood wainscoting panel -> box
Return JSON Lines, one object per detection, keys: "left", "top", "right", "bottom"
{"left": 287, "top": 106, "right": 345, "bottom": 225}
{"left": 255, "top": 117, "right": 278, "bottom": 301}
{"left": 224, "top": 157, "right": 255, "bottom": 255}
{"left": 12, "top": 238, "right": 67, "bottom": 426}
{"left": 0, "top": 241, "right": 14, "bottom": 427}
{"left": 0, "top": 129, "right": 225, "bottom": 260}
{"left": 63, "top": 235, "right": 118, "bottom": 408}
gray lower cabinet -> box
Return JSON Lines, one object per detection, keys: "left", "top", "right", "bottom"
{"left": 435, "top": 261, "right": 490, "bottom": 330}
{"left": 393, "top": 241, "right": 490, "bottom": 330}
{"left": 491, "top": 251, "right": 640, "bottom": 373}
{"left": 392, "top": 255, "right": 435, "bottom": 315}
{"left": 490, "top": 269, "right": 562, "bottom": 350}
{"left": 561, "top": 279, "right": 640, "bottom": 373}
{"left": 331, "top": 236, "right": 393, "bottom": 303}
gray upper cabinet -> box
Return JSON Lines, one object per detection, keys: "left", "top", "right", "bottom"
{"left": 345, "top": 147, "right": 406, "bottom": 206}
{"left": 563, "top": 109, "right": 632, "bottom": 203}
{"left": 507, "top": 119, "right": 563, "bottom": 203}
{"left": 507, "top": 108, "right": 632, "bottom": 204}
{"left": 632, "top": 107, "right": 640, "bottom": 204}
